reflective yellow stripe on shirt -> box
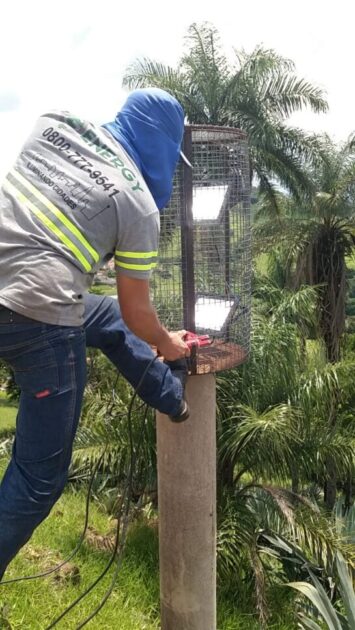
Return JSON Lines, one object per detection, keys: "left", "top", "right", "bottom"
{"left": 116, "top": 261, "right": 158, "bottom": 271}
{"left": 3, "top": 178, "right": 93, "bottom": 272}
{"left": 10, "top": 168, "right": 99, "bottom": 264}
{"left": 115, "top": 249, "right": 158, "bottom": 272}
{"left": 115, "top": 250, "right": 158, "bottom": 258}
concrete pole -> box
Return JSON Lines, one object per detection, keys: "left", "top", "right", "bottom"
{"left": 156, "top": 373, "right": 216, "bottom": 630}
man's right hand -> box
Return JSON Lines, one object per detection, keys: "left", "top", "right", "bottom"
{"left": 157, "top": 330, "right": 190, "bottom": 361}
{"left": 117, "top": 275, "right": 190, "bottom": 360}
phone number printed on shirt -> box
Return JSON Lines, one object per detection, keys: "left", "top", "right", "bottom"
{"left": 42, "top": 127, "right": 120, "bottom": 198}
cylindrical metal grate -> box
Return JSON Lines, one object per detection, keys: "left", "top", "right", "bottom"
{"left": 152, "top": 125, "right": 251, "bottom": 374}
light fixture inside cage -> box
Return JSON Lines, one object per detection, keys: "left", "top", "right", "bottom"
{"left": 152, "top": 125, "right": 251, "bottom": 374}
{"left": 192, "top": 185, "right": 228, "bottom": 221}
{"left": 195, "top": 295, "right": 238, "bottom": 333}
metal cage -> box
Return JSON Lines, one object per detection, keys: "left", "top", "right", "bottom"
{"left": 152, "top": 125, "right": 251, "bottom": 374}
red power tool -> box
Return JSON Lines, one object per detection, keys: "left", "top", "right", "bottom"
{"left": 184, "top": 332, "right": 211, "bottom": 349}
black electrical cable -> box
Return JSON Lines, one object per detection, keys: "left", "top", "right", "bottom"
{"left": 0, "top": 447, "right": 106, "bottom": 587}
{"left": 44, "top": 355, "right": 163, "bottom": 629}
{"left": 45, "top": 361, "right": 157, "bottom": 629}
{"left": 44, "top": 468, "right": 132, "bottom": 630}
{"left": 0, "top": 369, "right": 147, "bottom": 587}
{"left": 107, "top": 374, "right": 147, "bottom": 418}
{"left": 74, "top": 403, "right": 150, "bottom": 630}
{"left": 74, "top": 512, "right": 131, "bottom": 629}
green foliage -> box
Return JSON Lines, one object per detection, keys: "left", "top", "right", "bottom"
{"left": 0, "top": 360, "right": 19, "bottom": 402}
{"left": 255, "top": 137, "right": 355, "bottom": 363}
{"left": 254, "top": 276, "right": 319, "bottom": 336}
{"left": 218, "top": 317, "right": 355, "bottom": 493}
{"left": 335, "top": 500, "right": 355, "bottom": 545}
{"left": 216, "top": 483, "right": 355, "bottom": 628}
{"left": 289, "top": 552, "right": 355, "bottom": 629}
{"left": 0, "top": 395, "right": 16, "bottom": 438}
{"left": 218, "top": 315, "right": 302, "bottom": 412}
{"left": 215, "top": 290, "right": 355, "bottom": 625}
{"left": 69, "top": 352, "right": 158, "bottom": 515}
{"left": 346, "top": 297, "right": 355, "bottom": 316}
{"left": 4, "top": 371, "right": 20, "bottom": 402}
{"left": 0, "top": 360, "right": 10, "bottom": 385}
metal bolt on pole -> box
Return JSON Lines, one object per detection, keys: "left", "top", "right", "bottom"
{"left": 156, "top": 373, "right": 217, "bottom": 630}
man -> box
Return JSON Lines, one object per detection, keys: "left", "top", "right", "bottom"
{"left": 0, "top": 88, "right": 190, "bottom": 577}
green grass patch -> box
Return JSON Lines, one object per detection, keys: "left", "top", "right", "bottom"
{"left": 0, "top": 392, "right": 17, "bottom": 433}
{"left": 0, "top": 488, "right": 160, "bottom": 629}
{"left": 0, "top": 482, "right": 283, "bottom": 629}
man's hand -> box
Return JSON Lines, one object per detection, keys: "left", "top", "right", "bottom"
{"left": 158, "top": 330, "right": 190, "bottom": 361}
{"left": 117, "top": 275, "right": 190, "bottom": 359}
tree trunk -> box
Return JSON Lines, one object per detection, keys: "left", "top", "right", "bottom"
{"left": 218, "top": 458, "right": 234, "bottom": 489}
{"left": 343, "top": 476, "right": 353, "bottom": 515}
{"left": 291, "top": 471, "right": 299, "bottom": 495}
{"left": 311, "top": 229, "right": 346, "bottom": 511}
{"left": 324, "top": 456, "right": 337, "bottom": 512}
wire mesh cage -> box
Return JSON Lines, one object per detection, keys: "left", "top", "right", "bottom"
{"left": 152, "top": 125, "right": 251, "bottom": 374}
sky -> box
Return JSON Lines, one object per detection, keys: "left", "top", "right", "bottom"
{"left": 0, "top": 0, "right": 354, "bottom": 179}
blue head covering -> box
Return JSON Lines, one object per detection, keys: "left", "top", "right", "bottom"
{"left": 102, "top": 88, "right": 185, "bottom": 210}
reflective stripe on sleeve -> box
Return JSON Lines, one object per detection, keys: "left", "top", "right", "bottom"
{"left": 115, "top": 249, "right": 158, "bottom": 272}
{"left": 115, "top": 250, "right": 158, "bottom": 258}
{"left": 116, "top": 260, "right": 157, "bottom": 271}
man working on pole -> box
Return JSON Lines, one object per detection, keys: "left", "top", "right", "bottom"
{"left": 0, "top": 87, "right": 190, "bottom": 578}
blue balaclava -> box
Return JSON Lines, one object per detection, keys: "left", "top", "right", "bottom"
{"left": 102, "top": 88, "right": 185, "bottom": 210}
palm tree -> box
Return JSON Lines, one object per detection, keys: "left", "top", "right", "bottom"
{"left": 254, "top": 137, "right": 355, "bottom": 509}
{"left": 255, "top": 137, "right": 355, "bottom": 363}
{"left": 216, "top": 310, "right": 355, "bottom": 626}
{"left": 217, "top": 314, "right": 355, "bottom": 490}
{"left": 123, "top": 22, "right": 328, "bottom": 206}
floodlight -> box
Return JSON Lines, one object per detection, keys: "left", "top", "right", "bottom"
{"left": 195, "top": 295, "right": 238, "bottom": 333}
{"left": 192, "top": 185, "right": 228, "bottom": 221}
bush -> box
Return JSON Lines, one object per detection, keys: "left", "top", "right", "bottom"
{"left": 0, "top": 361, "right": 20, "bottom": 402}
{"left": 345, "top": 316, "right": 355, "bottom": 333}
{"left": 346, "top": 297, "right": 355, "bottom": 316}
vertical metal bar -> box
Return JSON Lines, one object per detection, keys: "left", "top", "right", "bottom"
{"left": 224, "top": 204, "right": 231, "bottom": 342}
{"left": 224, "top": 205, "right": 230, "bottom": 293}
{"left": 180, "top": 127, "right": 196, "bottom": 333}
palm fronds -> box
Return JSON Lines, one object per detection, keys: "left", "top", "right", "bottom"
{"left": 289, "top": 552, "right": 355, "bottom": 629}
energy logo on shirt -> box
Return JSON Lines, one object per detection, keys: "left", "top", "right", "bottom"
{"left": 41, "top": 127, "right": 121, "bottom": 198}
{"left": 62, "top": 115, "right": 144, "bottom": 194}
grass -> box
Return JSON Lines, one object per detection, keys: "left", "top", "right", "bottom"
{"left": 0, "top": 388, "right": 296, "bottom": 628}
{"left": 0, "top": 486, "right": 160, "bottom": 630}
{"left": 0, "top": 385, "right": 297, "bottom": 629}
{"left": 0, "top": 392, "right": 17, "bottom": 434}
{"left": 0, "top": 478, "right": 260, "bottom": 630}
{"left": 0, "top": 475, "right": 297, "bottom": 629}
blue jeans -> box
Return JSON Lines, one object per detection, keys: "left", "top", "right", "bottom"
{"left": 0, "top": 294, "right": 182, "bottom": 577}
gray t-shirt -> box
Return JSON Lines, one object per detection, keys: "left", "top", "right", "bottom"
{"left": 0, "top": 111, "right": 160, "bottom": 325}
